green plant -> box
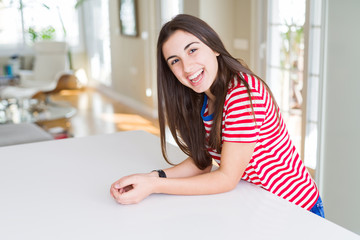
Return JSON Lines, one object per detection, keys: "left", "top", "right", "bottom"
{"left": 75, "top": 0, "right": 87, "bottom": 9}
{"left": 24, "top": 0, "right": 88, "bottom": 70}
{"left": 280, "top": 20, "right": 304, "bottom": 70}
{"left": 28, "top": 26, "right": 56, "bottom": 42}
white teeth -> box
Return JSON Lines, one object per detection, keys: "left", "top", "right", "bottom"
{"left": 189, "top": 69, "right": 203, "bottom": 80}
{"left": 191, "top": 77, "right": 201, "bottom": 83}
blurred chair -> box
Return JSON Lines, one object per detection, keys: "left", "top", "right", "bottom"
{"left": 0, "top": 41, "right": 69, "bottom": 100}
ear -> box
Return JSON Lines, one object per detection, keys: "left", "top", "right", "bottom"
{"left": 214, "top": 51, "right": 220, "bottom": 57}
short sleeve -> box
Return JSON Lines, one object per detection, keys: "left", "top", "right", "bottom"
{"left": 222, "top": 75, "right": 267, "bottom": 142}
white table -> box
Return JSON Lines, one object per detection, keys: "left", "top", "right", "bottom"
{"left": 0, "top": 123, "right": 53, "bottom": 147}
{"left": 0, "top": 130, "right": 358, "bottom": 239}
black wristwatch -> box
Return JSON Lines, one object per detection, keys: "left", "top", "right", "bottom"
{"left": 152, "top": 169, "right": 167, "bottom": 178}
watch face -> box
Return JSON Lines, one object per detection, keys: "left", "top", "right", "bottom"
{"left": 158, "top": 170, "right": 166, "bottom": 178}
{"left": 152, "top": 170, "right": 166, "bottom": 178}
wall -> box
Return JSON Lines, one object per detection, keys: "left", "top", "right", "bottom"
{"left": 107, "top": 0, "right": 158, "bottom": 118}
{"left": 197, "top": 0, "right": 252, "bottom": 65}
{"left": 320, "top": 0, "right": 360, "bottom": 234}
{"left": 199, "top": 0, "right": 235, "bottom": 54}
{"left": 183, "top": 0, "right": 199, "bottom": 17}
{"left": 233, "top": 0, "right": 252, "bottom": 64}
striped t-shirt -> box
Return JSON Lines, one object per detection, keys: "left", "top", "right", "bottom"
{"left": 201, "top": 72, "right": 319, "bottom": 210}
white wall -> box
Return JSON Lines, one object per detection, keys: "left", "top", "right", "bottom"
{"left": 199, "top": 0, "right": 235, "bottom": 54}
{"left": 198, "top": 0, "right": 252, "bottom": 64}
{"left": 320, "top": 0, "right": 360, "bottom": 234}
{"left": 107, "top": 0, "right": 158, "bottom": 118}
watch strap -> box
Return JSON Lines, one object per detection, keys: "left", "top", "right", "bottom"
{"left": 152, "top": 169, "right": 167, "bottom": 178}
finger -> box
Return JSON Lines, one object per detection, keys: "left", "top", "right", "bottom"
{"left": 124, "top": 185, "right": 134, "bottom": 192}
{"left": 112, "top": 176, "right": 135, "bottom": 190}
{"left": 115, "top": 191, "right": 138, "bottom": 205}
{"left": 110, "top": 184, "right": 135, "bottom": 203}
{"left": 111, "top": 187, "right": 124, "bottom": 198}
{"left": 110, "top": 188, "right": 114, "bottom": 198}
{"left": 117, "top": 186, "right": 146, "bottom": 205}
{"left": 113, "top": 184, "right": 133, "bottom": 194}
{"left": 110, "top": 186, "right": 119, "bottom": 200}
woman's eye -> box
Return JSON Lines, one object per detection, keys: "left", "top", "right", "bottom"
{"left": 189, "top": 48, "right": 197, "bottom": 54}
{"left": 171, "top": 59, "right": 179, "bottom": 65}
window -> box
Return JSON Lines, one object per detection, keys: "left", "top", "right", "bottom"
{"left": 0, "top": 0, "right": 81, "bottom": 55}
{"left": 265, "top": 0, "right": 325, "bottom": 179}
{"left": 81, "top": 0, "right": 111, "bottom": 86}
{"left": 160, "top": 0, "right": 183, "bottom": 25}
{"left": 303, "top": 0, "right": 325, "bottom": 174}
{"left": 267, "top": 0, "right": 306, "bottom": 155}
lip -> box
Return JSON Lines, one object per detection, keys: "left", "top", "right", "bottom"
{"left": 188, "top": 69, "right": 204, "bottom": 86}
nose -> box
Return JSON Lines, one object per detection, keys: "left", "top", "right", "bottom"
{"left": 182, "top": 57, "right": 194, "bottom": 73}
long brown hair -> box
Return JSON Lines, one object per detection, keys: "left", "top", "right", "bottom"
{"left": 157, "top": 14, "right": 279, "bottom": 170}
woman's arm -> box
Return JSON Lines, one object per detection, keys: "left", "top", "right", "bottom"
{"left": 110, "top": 156, "right": 211, "bottom": 202}
{"left": 111, "top": 141, "right": 255, "bottom": 204}
{"left": 154, "top": 141, "right": 255, "bottom": 195}
{"left": 162, "top": 156, "right": 212, "bottom": 178}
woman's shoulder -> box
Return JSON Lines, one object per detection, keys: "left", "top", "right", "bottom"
{"left": 228, "top": 72, "right": 263, "bottom": 93}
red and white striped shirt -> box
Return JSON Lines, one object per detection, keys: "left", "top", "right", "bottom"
{"left": 201, "top": 73, "right": 319, "bottom": 210}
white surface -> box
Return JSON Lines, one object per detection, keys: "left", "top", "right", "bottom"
{"left": 0, "top": 130, "right": 358, "bottom": 239}
{"left": 0, "top": 123, "right": 52, "bottom": 147}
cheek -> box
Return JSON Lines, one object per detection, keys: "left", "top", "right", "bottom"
{"left": 175, "top": 75, "right": 188, "bottom": 86}
{"left": 171, "top": 68, "right": 180, "bottom": 78}
{"left": 171, "top": 68, "right": 185, "bottom": 83}
{"left": 209, "top": 56, "right": 219, "bottom": 75}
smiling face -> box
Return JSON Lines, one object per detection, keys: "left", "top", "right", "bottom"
{"left": 162, "top": 30, "right": 219, "bottom": 98}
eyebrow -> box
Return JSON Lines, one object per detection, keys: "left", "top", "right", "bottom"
{"left": 166, "top": 41, "right": 200, "bottom": 62}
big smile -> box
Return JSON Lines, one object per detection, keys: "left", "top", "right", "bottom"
{"left": 188, "top": 69, "right": 204, "bottom": 84}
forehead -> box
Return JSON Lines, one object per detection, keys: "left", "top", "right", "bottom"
{"left": 162, "top": 30, "right": 201, "bottom": 55}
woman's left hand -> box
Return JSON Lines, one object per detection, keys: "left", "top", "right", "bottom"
{"left": 110, "top": 173, "right": 158, "bottom": 204}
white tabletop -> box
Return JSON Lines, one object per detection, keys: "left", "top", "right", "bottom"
{"left": 0, "top": 130, "right": 358, "bottom": 239}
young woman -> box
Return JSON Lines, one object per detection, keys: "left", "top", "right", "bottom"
{"left": 110, "top": 14, "right": 324, "bottom": 217}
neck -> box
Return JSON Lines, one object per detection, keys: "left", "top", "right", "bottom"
{"left": 205, "top": 91, "right": 216, "bottom": 114}
{"left": 205, "top": 90, "right": 216, "bottom": 102}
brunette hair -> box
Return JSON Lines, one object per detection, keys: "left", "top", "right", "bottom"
{"left": 157, "top": 14, "right": 278, "bottom": 170}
